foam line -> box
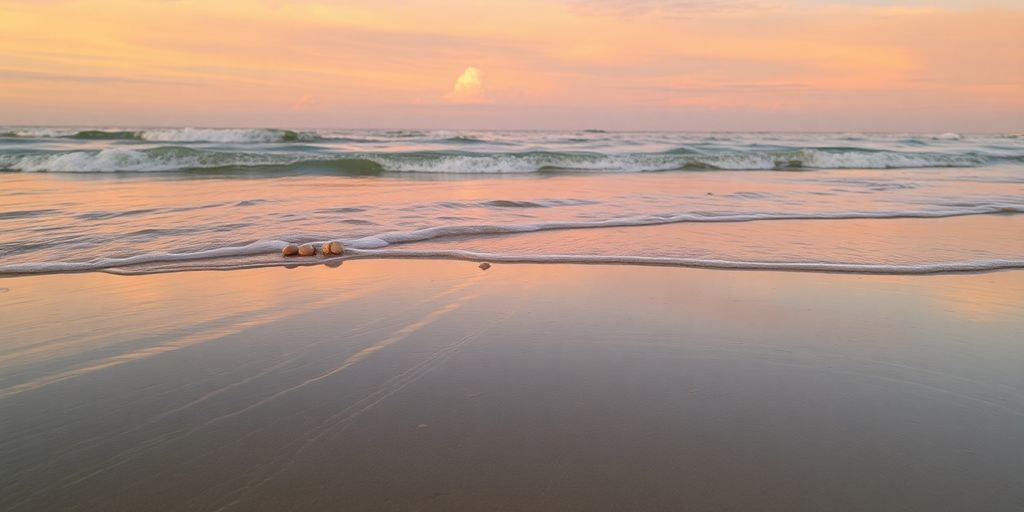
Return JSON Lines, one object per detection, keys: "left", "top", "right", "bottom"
{"left": 2, "top": 148, "right": 1014, "bottom": 173}
{"left": 344, "top": 248, "right": 1024, "bottom": 275}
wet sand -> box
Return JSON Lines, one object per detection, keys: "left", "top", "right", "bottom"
{"left": 1, "top": 261, "right": 1023, "bottom": 511}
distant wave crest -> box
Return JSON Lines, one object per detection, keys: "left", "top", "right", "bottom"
{"left": 0, "top": 127, "right": 317, "bottom": 143}
{"left": 138, "top": 128, "right": 317, "bottom": 143}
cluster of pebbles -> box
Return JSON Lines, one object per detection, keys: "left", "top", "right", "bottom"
{"left": 282, "top": 241, "right": 344, "bottom": 258}
{"left": 281, "top": 240, "right": 492, "bottom": 270}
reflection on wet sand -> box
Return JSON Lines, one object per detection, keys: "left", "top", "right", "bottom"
{"left": 1, "top": 261, "right": 1022, "bottom": 511}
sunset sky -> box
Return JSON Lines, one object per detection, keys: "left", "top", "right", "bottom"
{"left": 2, "top": 0, "right": 1022, "bottom": 131}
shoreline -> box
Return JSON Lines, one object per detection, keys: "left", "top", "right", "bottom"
{"left": 5, "top": 251, "right": 1024, "bottom": 278}
{"left": 3, "top": 208, "right": 1022, "bottom": 277}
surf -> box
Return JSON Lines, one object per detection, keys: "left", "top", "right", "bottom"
{"left": 0, "top": 148, "right": 1013, "bottom": 174}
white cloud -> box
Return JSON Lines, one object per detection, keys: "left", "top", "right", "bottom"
{"left": 445, "top": 66, "right": 490, "bottom": 104}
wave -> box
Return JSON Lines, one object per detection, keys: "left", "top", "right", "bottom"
{"left": 2, "top": 147, "right": 1014, "bottom": 173}
{"left": 381, "top": 130, "right": 429, "bottom": 138}
{"left": 480, "top": 199, "right": 594, "bottom": 208}
{"left": 0, "top": 147, "right": 289, "bottom": 173}
{"left": 68, "top": 130, "right": 144, "bottom": 140}
{"left": 438, "top": 136, "right": 493, "bottom": 144}
{"left": 1, "top": 127, "right": 318, "bottom": 143}
{"left": 2, "top": 204, "right": 1021, "bottom": 276}
{"left": 2, "top": 128, "right": 83, "bottom": 138}
{"left": 138, "top": 128, "right": 317, "bottom": 143}
{"left": 0, "top": 147, "right": 388, "bottom": 174}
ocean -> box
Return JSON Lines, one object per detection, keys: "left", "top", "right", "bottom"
{"left": 1, "top": 128, "right": 1022, "bottom": 275}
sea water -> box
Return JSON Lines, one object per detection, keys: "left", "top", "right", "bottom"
{"left": 1, "top": 128, "right": 1022, "bottom": 274}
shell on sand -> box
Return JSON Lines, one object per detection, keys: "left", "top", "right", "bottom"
{"left": 297, "top": 243, "right": 316, "bottom": 256}
{"left": 479, "top": 262, "right": 491, "bottom": 270}
{"left": 282, "top": 244, "right": 299, "bottom": 256}
{"left": 326, "top": 241, "right": 344, "bottom": 255}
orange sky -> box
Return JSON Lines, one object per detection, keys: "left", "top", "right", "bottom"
{"left": 1, "top": 0, "right": 1022, "bottom": 130}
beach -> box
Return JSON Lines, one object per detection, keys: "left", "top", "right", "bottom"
{"left": 1, "top": 261, "right": 1023, "bottom": 511}
{"left": 3, "top": 0, "right": 1023, "bottom": 507}
{"left": 1, "top": 129, "right": 1023, "bottom": 510}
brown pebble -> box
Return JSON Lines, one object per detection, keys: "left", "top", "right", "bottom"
{"left": 479, "top": 262, "right": 491, "bottom": 270}
{"left": 297, "top": 243, "right": 315, "bottom": 256}
{"left": 324, "top": 241, "right": 344, "bottom": 255}
{"left": 282, "top": 244, "right": 299, "bottom": 256}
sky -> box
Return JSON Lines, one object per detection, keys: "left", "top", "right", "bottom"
{"left": 1, "top": 0, "right": 1022, "bottom": 131}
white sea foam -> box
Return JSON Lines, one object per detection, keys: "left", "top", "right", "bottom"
{"left": 373, "top": 150, "right": 991, "bottom": 173}
{"left": 0, "top": 127, "right": 315, "bottom": 143}
{"left": 1, "top": 128, "right": 82, "bottom": 138}
{"left": 1, "top": 148, "right": 187, "bottom": 173}
{"left": 0, "top": 148, "right": 292, "bottom": 172}
{"left": 0, "top": 148, "right": 999, "bottom": 173}
{"left": 138, "top": 128, "right": 313, "bottom": 143}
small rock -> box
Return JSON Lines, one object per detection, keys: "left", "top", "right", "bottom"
{"left": 282, "top": 244, "right": 299, "bottom": 256}
{"left": 297, "top": 243, "right": 315, "bottom": 256}
{"left": 478, "top": 262, "right": 491, "bottom": 270}
{"left": 324, "top": 241, "right": 344, "bottom": 255}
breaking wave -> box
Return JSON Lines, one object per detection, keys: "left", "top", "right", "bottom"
{"left": 137, "top": 128, "right": 316, "bottom": 143}
{"left": 1, "top": 147, "right": 292, "bottom": 173}
{"left": 0, "top": 127, "right": 316, "bottom": 143}
{"left": 0, "top": 147, "right": 1013, "bottom": 173}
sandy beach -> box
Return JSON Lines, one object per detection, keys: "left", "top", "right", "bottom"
{"left": 3, "top": 0, "right": 1023, "bottom": 508}
{"left": 2, "top": 261, "right": 1022, "bottom": 511}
